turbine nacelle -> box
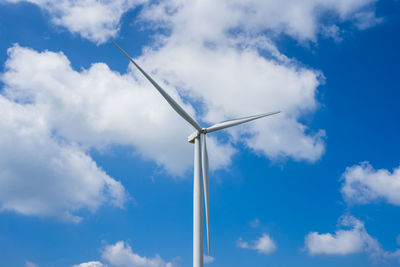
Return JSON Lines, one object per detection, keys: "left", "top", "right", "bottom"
{"left": 188, "top": 129, "right": 207, "bottom": 143}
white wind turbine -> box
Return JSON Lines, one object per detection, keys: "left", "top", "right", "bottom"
{"left": 113, "top": 42, "right": 280, "bottom": 267}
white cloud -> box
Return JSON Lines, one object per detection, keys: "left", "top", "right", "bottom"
{"left": 352, "top": 10, "right": 383, "bottom": 30}
{"left": 0, "top": 0, "right": 384, "bottom": 220}
{"left": 135, "top": 0, "right": 382, "bottom": 165}
{"left": 204, "top": 254, "right": 215, "bottom": 264}
{"left": 341, "top": 162, "right": 400, "bottom": 205}
{"left": 74, "top": 241, "right": 174, "bottom": 267}
{"left": 140, "top": 0, "right": 380, "bottom": 42}
{"left": 2, "top": 0, "right": 384, "bottom": 178}
{"left": 305, "top": 215, "right": 381, "bottom": 256}
{"left": 237, "top": 233, "right": 277, "bottom": 254}
{"left": 137, "top": 30, "right": 325, "bottom": 163}
{"left": 1, "top": 44, "right": 234, "bottom": 176}
{"left": 322, "top": 25, "right": 343, "bottom": 42}
{"left": 0, "top": 94, "right": 127, "bottom": 221}
{"left": 5, "top": 0, "right": 380, "bottom": 44}
{"left": 101, "top": 241, "right": 173, "bottom": 267}
{"left": 305, "top": 215, "right": 400, "bottom": 264}
{"left": 73, "top": 262, "right": 106, "bottom": 267}
{"left": 384, "top": 249, "right": 400, "bottom": 263}
{"left": 4, "top": 0, "right": 146, "bottom": 44}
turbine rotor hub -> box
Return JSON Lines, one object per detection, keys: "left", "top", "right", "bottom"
{"left": 187, "top": 128, "right": 207, "bottom": 143}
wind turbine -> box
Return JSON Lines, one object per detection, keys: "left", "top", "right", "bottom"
{"left": 113, "top": 42, "right": 280, "bottom": 267}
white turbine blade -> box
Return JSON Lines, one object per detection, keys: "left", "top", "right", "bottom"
{"left": 112, "top": 41, "right": 202, "bottom": 131}
{"left": 206, "top": 111, "right": 280, "bottom": 133}
{"left": 200, "top": 133, "right": 210, "bottom": 254}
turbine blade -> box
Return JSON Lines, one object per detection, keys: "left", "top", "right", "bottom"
{"left": 206, "top": 111, "right": 280, "bottom": 133}
{"left": 200, "top": 133, "right": 210, "bottom": 254}
{"left": 112, "top": 41, "right": 202, "bottom": 131}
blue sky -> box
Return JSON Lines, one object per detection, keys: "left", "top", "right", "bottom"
{"left": 0, "top": 0, "right": 400, "bottom": 266}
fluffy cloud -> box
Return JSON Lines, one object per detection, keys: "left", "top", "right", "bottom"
{"left": 237, "top": 233, "right": 277, "bottom": 254}
{"left": 305, "top": 215, "right": 381, "bottom": 256}
{"left": 341, "top": 162, "right": 400, "bottom": 205}
{"left": 2, "top": 0, "right": 384, "bottom": 172}
{"left": 102, "top": 241, "right": 173, "bottom": 267}
{"left": 0, "top": 94, "right": 126, "bottom": 222}
{"left": 0, "top": 42, "right": 238, "bottom": 218}
{"left": 4, "top": 0, "right": 146, "bottom": 44}
{"left": 137, "top": 26, "right": 325, "bottom": 163}
{"left": 135, "top": 0, "right": 386, "bottom": 164}
{"left": 0, "top": 0, "right": 384, "bottom": 221}
{"left": 75, "top": 241, "right": 173, "bottom": 267}
{"left": 5, "top": 0, "right": 380, "bottom": 43}
{"left": 305, "top": 215, "right": 400, "bottom": 264}
{"left": 133, "top": 0, "right": 381, "bottom": 162}
{"left": 140, "top": 0, "right": 380, "bottom": 42}
{"left": 73, "top": 262, "right": 106, "bottom": 267}
{"left": 2, "top": 44, "right": 234, "bottom": 176}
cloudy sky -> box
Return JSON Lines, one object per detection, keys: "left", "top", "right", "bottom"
{"left": 0, "top": 0, "right": 399, "bottom": 266}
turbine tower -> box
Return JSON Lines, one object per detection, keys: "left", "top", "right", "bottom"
{"left": 113, "top": 42, "right": 280, "bottom": 267}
